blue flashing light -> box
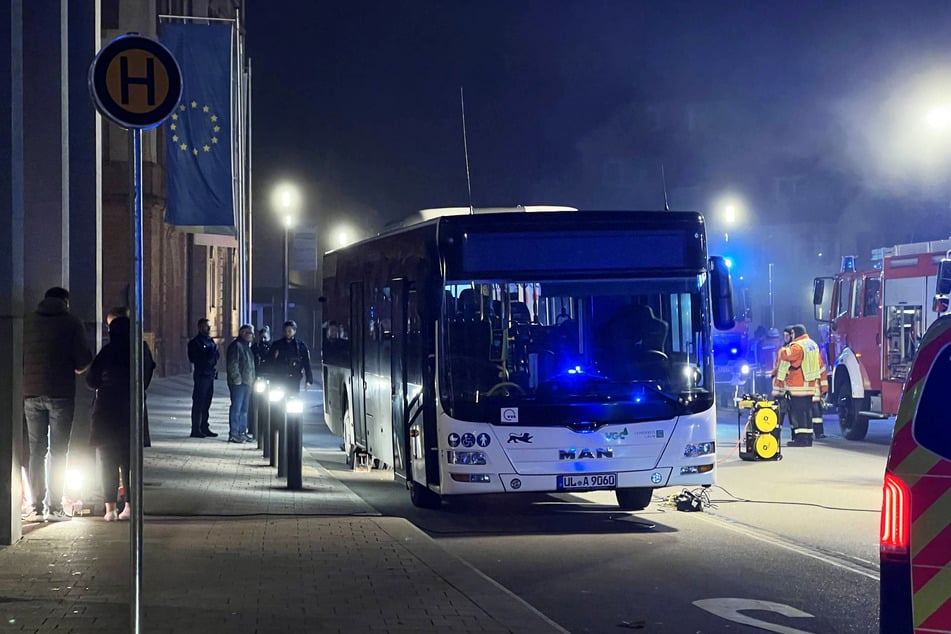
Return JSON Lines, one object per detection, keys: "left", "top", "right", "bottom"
{"left": 724, "top": 257, "right": 734, "bottom": 268}
{"left": 566, "top": 365, "right": 584, "bottom": 375}
{"left": 841, "top": 256, "right": 857, "bottom": 273}
{"left": 729, "top": 347, "right": 739, "bottom": 355}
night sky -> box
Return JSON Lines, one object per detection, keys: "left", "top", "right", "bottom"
{"left": 247, "top": 1, "right": 951, "bottom": 282}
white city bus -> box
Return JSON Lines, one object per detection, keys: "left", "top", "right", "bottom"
{"left": 321, "top": 209, "right": 735, "bottom": 509}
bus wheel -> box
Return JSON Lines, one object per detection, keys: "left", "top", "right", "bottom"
{"left": 409, "top": 481, "right": 442, "bottom": 510}
{"left": 835, "top": 374, "right": 869, "bottom": 441}
{"left": 616, "top": 487, "right": 653, "bottom": 511}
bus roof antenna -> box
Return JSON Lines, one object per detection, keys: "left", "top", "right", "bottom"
{"left": 661, "top": 162, "right": 670, "bottom": 212}
{"left": 461, "top": 86, "right": 474, "bottom": 215}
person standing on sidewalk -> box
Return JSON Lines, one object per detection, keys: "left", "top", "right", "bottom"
{"left": 22, "top": 287, "right": 94, "bottom": 522}
{"left": 226, "top": 324, "right": 256, "bottom": 443}
{"left": 187, "top": 318, "right": 219, "bottom": 438}
{"left": 269, "top": 320, "right": 313, "bottom": 394}
{"left": 86, "top": 317, "right": 154, "bottom": 521}
{"left": 106, "top": 306, "right": 156, "bottom": 447}
{"left": 252, "top": 325, "right": 272, "bottom": 379}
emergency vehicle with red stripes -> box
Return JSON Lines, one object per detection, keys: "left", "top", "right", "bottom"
{"left": 812, "top": 238, "right": 951, "bottom": 440}
{"left": 879, "top": 253, "right": 951, "bottom": 633}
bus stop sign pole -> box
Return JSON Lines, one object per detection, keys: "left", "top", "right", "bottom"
{"left": 89, "top": 34, "right": 181, "bottom": 634}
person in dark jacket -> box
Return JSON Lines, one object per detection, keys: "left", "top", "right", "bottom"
{"left": 86, "top": 317, "right": 154, "bottom": 521}
{"left": 22, "top": 287, "right": 94, "bottom": 523}
{"left": 187, "top": 318, "right": 219, "bottom": 438}
{"left": 106, "top": 307, "right": 156, "bottom": 447}
{"left": 269, "top": 320, "right": 313, "bottom": 394}
{"left": 252, "top": 325, "right": 272, "bottom": 378}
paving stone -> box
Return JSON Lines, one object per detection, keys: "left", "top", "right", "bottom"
{"left": 0, "top": 375, "right": 566, "bottom": 634}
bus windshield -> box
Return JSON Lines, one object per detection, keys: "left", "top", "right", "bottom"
{"left": 440, "top": 277, "right": 714, "bottom": 424}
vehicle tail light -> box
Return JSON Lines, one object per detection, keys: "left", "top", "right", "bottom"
{"left": 881, "top": 472, "right": 910, "bottom": 560}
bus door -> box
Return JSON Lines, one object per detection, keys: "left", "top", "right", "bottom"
{"left": 349, "top": 282, "right": 368, "bottom": 449}
{"left": 389, "top": 278, "right": 412, "bottom": 479}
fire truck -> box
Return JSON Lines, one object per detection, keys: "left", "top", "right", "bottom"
{"left": 813, "top": 238, "right": 951, "bottom": 440}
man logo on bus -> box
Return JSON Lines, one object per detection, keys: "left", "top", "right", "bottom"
{"left": 508, "top": 432, "right": 533, "bottom": 444}
{"left": 559, "top": 448, "right": 614, "bottom": 460}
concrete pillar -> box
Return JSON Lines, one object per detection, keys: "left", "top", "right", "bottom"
{"left": 22, "top": 1, "right": 68, "bottom": 306}
{"left": 0, "top": 0, "right": 25, "bottom": 545}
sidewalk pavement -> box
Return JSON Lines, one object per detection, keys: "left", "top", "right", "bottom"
{"left": 0, "top": 375, "right": 567, "bottom": 634}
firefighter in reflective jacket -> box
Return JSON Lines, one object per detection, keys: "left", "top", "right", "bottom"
{"left": 777, "top": 324, "right": 828, "bottom": 447}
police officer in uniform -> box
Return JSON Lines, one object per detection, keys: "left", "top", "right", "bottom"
{"left": 269, "top": 320, "right": 313, "bottom": 394}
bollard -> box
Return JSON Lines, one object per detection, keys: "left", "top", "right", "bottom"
{"left": 266, "top": 387, "right": 285, "bottom": 465}
{"left": 251, "top": 378, "right": 267, "bottom": 444}
{"left": 285, "top": 397, "right": 303, "bottom": 489}
{"left": 262, "top": 391, "right": 271, "bottom": 459}
{"left": 276, "top": 399, "right": 288, "bottom": 479}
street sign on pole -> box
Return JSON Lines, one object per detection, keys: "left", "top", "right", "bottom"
{"left": 89, "top": 33, "right": 181, "bottom": 634}
{"left": 89, "top": 33, "right": 182, "bottom": 129}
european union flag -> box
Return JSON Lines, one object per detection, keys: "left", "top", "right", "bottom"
{"left": 160, "top": 23, "right": 234, "bottom": 228}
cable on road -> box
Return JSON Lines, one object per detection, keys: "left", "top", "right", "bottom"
{"left": 717, "top": 439, "right": 742, "bottom": 464}
{"left": 707, "top": 484, "right": 878, "bottom": 513}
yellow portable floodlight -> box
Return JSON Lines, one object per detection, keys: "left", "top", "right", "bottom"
{"left": 738, "top": 395, "right": 783, "bottom": 462}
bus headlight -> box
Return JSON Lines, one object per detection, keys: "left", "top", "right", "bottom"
{"left": 446, "top": 451, "right": 487, "bottom": 465}
{"left": 683, "top": 441, "right": 716, "bottom": 458}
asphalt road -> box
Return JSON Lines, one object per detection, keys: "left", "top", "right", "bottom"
{"left": 306, "top": 407, "right": 889, "bottom": 634}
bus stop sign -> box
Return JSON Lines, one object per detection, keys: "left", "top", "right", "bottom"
{"left": 89, "top": 34, "right": 182, "bottom": 129}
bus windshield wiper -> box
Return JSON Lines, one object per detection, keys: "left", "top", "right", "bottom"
{"left": 631, "top": 381, "right": 683, "bottom": 405}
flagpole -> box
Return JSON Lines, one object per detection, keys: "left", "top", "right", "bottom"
{"left": 246, "top": 59, "right": 253, "bottom": 326}
{"left": 231, "top": 14, "right": 245, "bottom": 326}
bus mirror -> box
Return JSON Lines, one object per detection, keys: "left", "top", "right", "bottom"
{"left": 933, "top": 257, "right": 951, "bottom": 314}
{"left": 709, "top": 256, "right": 735, "bottom": 330}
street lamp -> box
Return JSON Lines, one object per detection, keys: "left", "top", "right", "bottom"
{"left": 282, "top": 213, "right": 294, "bottom": 325}
{"left": 274, "top": 184, "right": 299, "bottom": 325}
{"left": 335, "top": 227, "right": 350, "bottom": 249}
{"left": 926, "top": 106, "right": 951, "bottom": 131}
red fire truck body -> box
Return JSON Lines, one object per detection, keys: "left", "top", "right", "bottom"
{"left": 814, "top": 239, "right": 951, "bottom": 440}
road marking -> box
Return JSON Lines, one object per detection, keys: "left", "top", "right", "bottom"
{"left": 694, "top": 512, "right": 880, "bottom": 580}
{"left": 694, "top": 598, "right": 815, "bottom": 634}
